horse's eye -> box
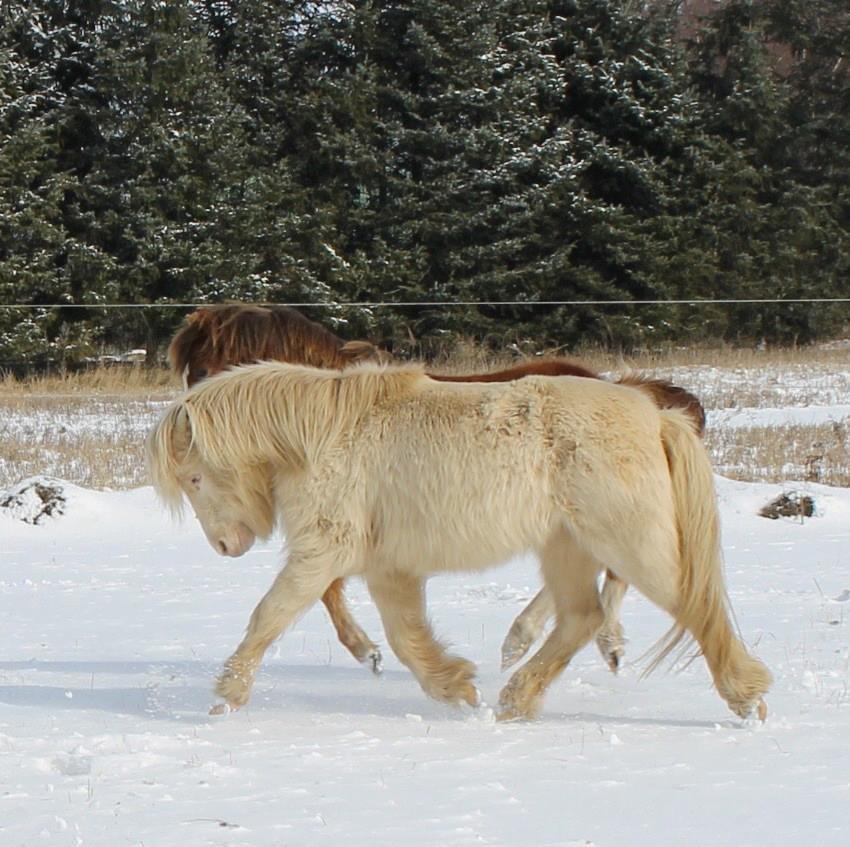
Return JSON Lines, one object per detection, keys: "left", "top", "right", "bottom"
{"left": 190, "top": 475, "right": 201, "bottom": 488}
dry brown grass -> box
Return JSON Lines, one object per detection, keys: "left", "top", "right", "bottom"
{"left": 574, "top": 341, "right": 850, "bottom": 373}
{"left": 707, "top": 421, "right": 850, "bottom": 487}
{"left": 2, "top": 344, "right": 850, "bottom": 490}
{"left": 0, "top": 366, "right": 177, "bottom": 490}
{"left": 436, "top": 338, "right": 850, "bottom": 376}
{"left": 0, "top": 364, "right": 175, "bottom": 397}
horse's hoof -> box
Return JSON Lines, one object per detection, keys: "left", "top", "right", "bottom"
{"left": 461, "top": 683, "right": 482, "bottom": 709}
{"left": 209, "top": 702, "right": 233, "bottom": 717}
{"left": 596, "top": 633, "right": 626, "bottom": 674}
{"left": 757, "top": 699, "right": 768, "bottom": 722}
{"left": 495, "top": 703, "right": 530, "bottom": 723}
{"left": 500, "top": 632, "right": 533, "bottom": 671}
{"left": 496, "top": 679, "right": 539, "bottom": 722}
{"left": 367, "top": 647, "right": 383, "bottom": 676}
{"left": 603, "top": 645, "right": 624, "bottom": 674}
{"left": 215, "top": 662, "right": 254, "bottom": 709}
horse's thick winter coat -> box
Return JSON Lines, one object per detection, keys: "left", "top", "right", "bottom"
{"left": 167, "top": 303, "right": 706, "bottom": 673}
{"left": 147, "top": 361, "right": 771, "bottom": 721}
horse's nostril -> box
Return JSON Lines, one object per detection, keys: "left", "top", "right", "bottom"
{"left": 217, "top": 540, "right": 228, "bottom": 556}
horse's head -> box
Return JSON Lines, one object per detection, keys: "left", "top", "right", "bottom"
{"left": 179, "top": 459, "right": 258, "bottom": 557}
{"left": 147, "top": 401, "right": 277, "bottom": 558}
{"left": 168, "top": 307, "right": 233, "bottom": 389}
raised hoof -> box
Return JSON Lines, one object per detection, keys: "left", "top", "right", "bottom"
{"left": 366, "top": 647, "right": 383, "bottom": 676}
{"left": 500, "top": 629, "right": 534, "bottom": 671}
{"left": 596, "top": 632, "right": 626, "bottom": 674}
{"left": 600, "top": 643, "right": 624, "bottom": 674}
{"left": 209, "top": 702, "right": 234, "bottom": 717}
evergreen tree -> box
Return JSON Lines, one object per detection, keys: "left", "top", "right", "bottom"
{"left": 0, "top": 1, "right": 116, "bottom": 366}
{"left": 395, "top": 0, "right": 711, "bottom": 348}
{"left": 685, "top": 0, "right": 849, "bottom": 342}
{"left": 203, "top": 0, "right": 375, "bottom": 334}
{"left": 1, "top": 0, "right": 846, "bottom": 361}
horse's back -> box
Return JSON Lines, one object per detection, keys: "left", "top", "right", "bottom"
{"left": 354, "top": 372, "right": 667, "bottom": 575}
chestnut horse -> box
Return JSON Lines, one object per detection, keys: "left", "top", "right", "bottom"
{"left": 147, "top": 360, "right": 770, "bottom": 720}
{"left": 168, "top": 304, "right": 706, "bottom": 674}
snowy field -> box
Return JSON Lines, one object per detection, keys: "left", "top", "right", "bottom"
{"left": 3, "top": 367, "right": 850, "bottom": 846}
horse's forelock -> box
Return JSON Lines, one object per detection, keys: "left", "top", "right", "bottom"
{"left": 146, "top": 402, "right": 193, "bottom": 517}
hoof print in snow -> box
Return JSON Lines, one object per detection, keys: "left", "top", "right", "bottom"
{"left": 758, "top": 491, "right": 815, "bottom": 521}
{"left": 0, "top": 477, "right": 67, "bottom": 524}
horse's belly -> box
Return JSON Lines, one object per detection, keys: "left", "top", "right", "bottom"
{"left": 373, "top": 489, "right": 552, "bottom": 576}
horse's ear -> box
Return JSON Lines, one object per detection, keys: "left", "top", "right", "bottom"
{"left": 340, "top": 340, "right": 391, "bottom": 364}
{"left": 169, "top": 405, "right": 194, "bottom": 458}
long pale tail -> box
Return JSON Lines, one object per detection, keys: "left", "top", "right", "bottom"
{"left": 650, "top": 409, "right": 772, "bottom": 718}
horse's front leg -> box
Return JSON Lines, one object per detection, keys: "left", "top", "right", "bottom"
{"left": 367, "top": 570, "right": 479, "bottom": 707}
{"left": 214, "top": 553, "right": 342, "bottom": 711}
{"left": 321, "top": 578, "right": 382, "bottom": 674}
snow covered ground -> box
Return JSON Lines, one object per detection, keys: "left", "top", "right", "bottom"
{"left": 2, "top": 390, "right": 850, "bottom": 845}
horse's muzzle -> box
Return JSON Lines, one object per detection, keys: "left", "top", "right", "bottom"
{"left": 213, "top": 523, "right": 256, "bottom": 558}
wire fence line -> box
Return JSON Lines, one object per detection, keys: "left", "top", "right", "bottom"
{"left": 2, "top": 298, "right": 850, "bottom": 309}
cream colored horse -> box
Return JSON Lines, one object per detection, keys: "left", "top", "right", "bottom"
{"left": 147, "top": 361, "right": 771, "bottom": 721}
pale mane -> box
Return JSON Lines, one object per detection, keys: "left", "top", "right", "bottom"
{"left": 146, "top": 402, "right": 192, "bottom": 515}
{"left": 170, "top": 361, "right": 426, "bottom": 473}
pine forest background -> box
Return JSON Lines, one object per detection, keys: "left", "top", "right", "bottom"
{"left": 1, "top": 0, "right": 848, "bottom": 369}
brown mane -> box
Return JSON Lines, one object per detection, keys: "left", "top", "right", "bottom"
{"left": 168, "top": 304, "right": 383, "bottom": 387}
{"left": 617, "top": 373, "right": 706, "bottom": 435}
{"left": 431, "top": 358, "right": 600, "bottom": 382}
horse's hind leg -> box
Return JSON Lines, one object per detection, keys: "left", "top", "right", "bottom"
{"left": 498, "top": 529, "right": 604, "bottom": 721}
{"left": 501, "top": 571, "right": 628, "bottom": 673}
{"left": 590, "top": 509, "right": 770, "bottom": 719}
{"left": 596, "top": 572, "right": 628, "bottom": 672}
{"left": 367, "top": 570, "right": 479, "bottom": 707}
{"left": 500, "top": 588, "right": 555, "bottom": 670}
{"left": 322, "top": 578, "right": 383, "bottom": 674}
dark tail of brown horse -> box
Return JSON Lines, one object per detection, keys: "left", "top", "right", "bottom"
{"left": 616, "top": 373, "right": 706, "bottom": 435}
